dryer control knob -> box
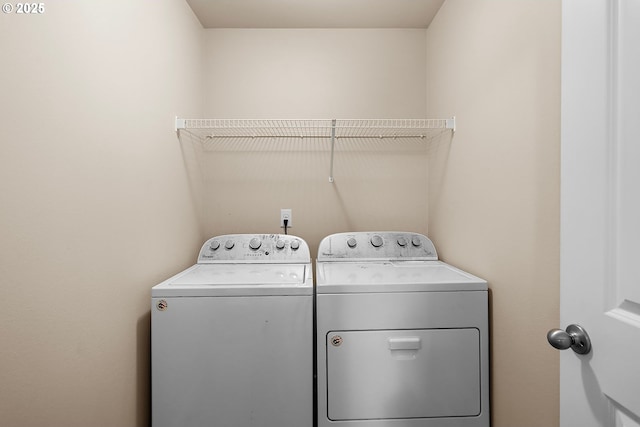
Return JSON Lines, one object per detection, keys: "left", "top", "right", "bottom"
{"left": 249, "top": 238, "right": 261, "bottom": 250}
{"left": 225, "top": 240, "right": 235, "bottom": 250}
{"left": 397, "top": 237, "right": 407, "bottom": 247}
{"left": 210, "top": 240, "right": 221, "bottom": 251}
{"left": 290, "top": 239, "right": 300, "bottom": 250}
{"left": 371, "top": 235, "right": 384, "bottom": 247}
{"left": 347, "top": 237, "right": 357, "bottom": 248}
{"left": 411, "top": 236, "right": 422, "bottom": 247}
{"left": 276, "top": 239, "right": 285, "bottom": 250}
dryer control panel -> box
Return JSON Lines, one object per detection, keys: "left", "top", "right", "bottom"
{"left": 317, "top": 232, "right": 437, "bottom": 261}
{"left": 198, "top": 234, "right": 310, "bottom": 264}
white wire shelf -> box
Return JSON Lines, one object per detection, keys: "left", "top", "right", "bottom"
{"left": 175, "top": 117, "right": 455, "bottom": 182}
{"left": 176, "top": 118, "right": 455, "bottom": 139}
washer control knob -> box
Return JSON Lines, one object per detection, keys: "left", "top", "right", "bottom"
{"left": 347, "top": 237, "right": 357, "bottom": 248}
{"left": 290, "top": 240, "right": 300, "bottom": 250}
{"left": 371, "top": 235, "right": 384, "bottom": 247}
{"left": 249, "top": 238, "right": 261, "bottom": 250}
{"left": 411, "top": 236, "right": 422, "bottom": 247}
{"left": 397, "top": 237, "right": 407, "bottom": 247}
{"left": 209, "top": 240, "right": 221, "bottom": 251}
{"left": 225, "top": 240, "right": 235, "bottom": 250}
{"left": 276, "top": 239, "right": 285, "bottom": 250}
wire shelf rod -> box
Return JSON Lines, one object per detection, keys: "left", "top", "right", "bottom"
{"left": 199, "top": 134, "right": 437, "bottom": 140}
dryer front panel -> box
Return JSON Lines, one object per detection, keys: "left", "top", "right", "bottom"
{"left": 326, "top": 328, "right": 480, "bottom": 421}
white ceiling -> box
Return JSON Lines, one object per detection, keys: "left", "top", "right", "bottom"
{"left": 186, "top": 0, "right": 445, "bottom": 29}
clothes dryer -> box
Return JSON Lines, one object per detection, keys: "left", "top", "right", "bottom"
{"left": 316, "top": 232, "right": 489, "bottom": 427}
{"left": 152, "top": 234, "right": 313, "bottom": 427}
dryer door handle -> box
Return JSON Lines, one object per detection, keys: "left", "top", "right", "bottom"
{"left": 388, "top": 336, "right": 422, "bottom": 351}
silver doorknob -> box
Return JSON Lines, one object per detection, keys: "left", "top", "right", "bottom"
{"left": 547, "top": 324, "right": 591, "bottom": 355}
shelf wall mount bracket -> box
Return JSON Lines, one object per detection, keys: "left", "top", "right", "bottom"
{"left": 175, "top": 116, "right": 186, "bottom": 133}
{"left": 446, "top": 116, "right": 456, "bottom": 133}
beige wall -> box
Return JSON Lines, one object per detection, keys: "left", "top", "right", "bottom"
{"left": 200, "top": 29, "right": 431, "bottom": 256}
{"left": 426, "top": 1, "right": 561, "bottom": 426}
{"left": 0, "top": 2, "right": 204, "bottom": 426}
{"left": 203, "top": 29, "right": 428, "bottom": 118}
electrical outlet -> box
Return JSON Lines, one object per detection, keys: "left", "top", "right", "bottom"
{"left": 280, "top": 209, "right": 292, "bottom": 228}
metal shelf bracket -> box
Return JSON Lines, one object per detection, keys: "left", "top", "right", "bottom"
{"left": 175, "top": 116, "right": 186, "bottom": 133}
{"left": 329, "top": 119, "right": 336, "bottom": 183}
{"left": 446, "top": 116, "right": 456, "bottom": 132}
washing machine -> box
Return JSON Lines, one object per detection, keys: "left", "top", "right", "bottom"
{"left": 152, "top": 234, "right": 313, "bottom": 427}
{"left": 316, "top": 232, "right": 489, "bottom": 427}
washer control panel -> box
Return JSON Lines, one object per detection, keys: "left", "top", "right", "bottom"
{"left": 198, "top": 234, "right": 310, "bottom": 264}
{"left": 317, "top": 232, "right": 437, "bottom": 261}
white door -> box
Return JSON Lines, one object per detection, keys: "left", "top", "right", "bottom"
{"left": 560, "top": 0, "right": 640, "bottom": 426}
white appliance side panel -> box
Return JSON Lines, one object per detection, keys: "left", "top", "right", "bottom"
{"left": 152, "top": 295, "right": 313, "bottom": 427}
{"left": 326, "top": 328, "right": 480, "bottom": 420}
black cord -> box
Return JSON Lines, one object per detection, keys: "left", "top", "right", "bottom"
{"left": 283, "top": 219, "right": 289, "bottom": 235}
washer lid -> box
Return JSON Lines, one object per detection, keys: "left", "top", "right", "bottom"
{"left": 316, "top": 261, "right": 487, "bottom": 293}
{"left": 152, "top": 264, "right": 312, "bottom": 297}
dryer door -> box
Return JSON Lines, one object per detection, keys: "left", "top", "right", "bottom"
{"left": 326, "top": 328, "right": 481, "bottom": 421}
